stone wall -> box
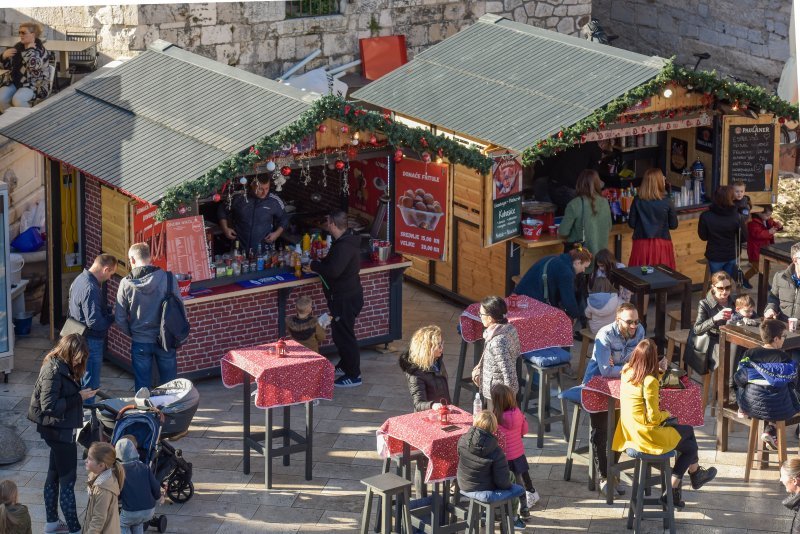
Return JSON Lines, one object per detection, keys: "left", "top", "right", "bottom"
{"left": 591, "top": 0, "right": 791, "bottom": 89}
{"left": 1, "top": 0, "right": 591, "bottom": 80}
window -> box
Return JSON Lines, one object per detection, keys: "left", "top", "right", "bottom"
{"left": 286, "top": 0, "right": 340, "bottom": 18}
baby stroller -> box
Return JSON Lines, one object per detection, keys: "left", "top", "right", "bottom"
{"left": 81, "top": 379, "right": 200, "bottom": 531}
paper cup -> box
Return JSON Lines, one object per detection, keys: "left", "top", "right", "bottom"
{"left": 790, "top": 318, "right": 798, "bottom": 332}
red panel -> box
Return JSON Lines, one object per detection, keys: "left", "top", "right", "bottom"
{"left": 359, "top": 35, "right": 408, "bottom": 81}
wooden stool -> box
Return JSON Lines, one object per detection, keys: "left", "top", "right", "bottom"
{"left": 577, "top": 328, "right": 596, "bottom": 381}
{"left": 563, "top": 399, "right": 596, "bottom": 491}
{"left": 667, "top": 310, "right": 697, "bottom": 332}
{"left": 463, "top": 485, "right": 524, "bottom": 534}
{"left": 360, "top": 473, "right": 414, "bottom": 534}
{"left": 521, "top": 359, "right": 569, "bottom": 448}
{"left": 744, "top": 417, "right": 800, "bottom": 482}
{"left": 698, "top": 259, "right": 711, "bottom": 293}
{"left": 625, "top": 449, "right": 676, "bottom": 533}
{"left": 701, "top": 369, "right": 717, "bottom": 417}
{"left": 664, "top": 329, "right": 690, "bottom": 368}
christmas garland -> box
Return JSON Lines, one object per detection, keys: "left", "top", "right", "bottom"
{"left": 520, "top": 61, "right": 799, "bottom": 166}
{"left": 156, "top": 95, "right": 494, "bottom": 219}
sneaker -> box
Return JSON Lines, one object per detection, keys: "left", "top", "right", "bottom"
{"left": 599, "top": 477, "right": 626, "bottom": 497}
{"left": 742, "top": 279, "right": 753, "bottom": 290}
{"left": 44, "top": 521, "right": 70, "bottom": 534}
{"left": 661, "top": 487, "right": 685, "bottom": 509}
{"left": 519, "top": 505, "right": 530, "bottom": 519}
{"left": 689, "top": 466, "right": 717, "bottom": 490}
{"left": 334, "top": 366, "right": 345, "bottom": 377}
{"left": 762, "top": 424, "right": 778, "bottom": 450}
{"left": 334, "top": 375, "right": 362, "bottom": 388}
{"left": 513, "top": 517, "right": 526, "bottom": 530}
{"left": 525, "top": 490, "right": 540, "bottom": 508}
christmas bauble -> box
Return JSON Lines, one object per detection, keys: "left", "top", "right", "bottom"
{"left": 334, "top": 159, "right": 346, "bottom": 170}
{"left": 281, "top": 166, "right": 292, "bottom": 176}
{"left": 266, "top": 161, "right": 276, "bottom": 172}
{"left": 212, "top": 193, "right": 221, "bottom": 202}
{"left": 239, "top": 176, "right": 248, "bottom": 185}
{"left": 421, "top": 152, "right": 431, "bottom": 163}
{"left": 341, "top": 125, "right": 349, "bottom": 134}
{"left": 318, "top": 124, "right": 327, "bottom": 133}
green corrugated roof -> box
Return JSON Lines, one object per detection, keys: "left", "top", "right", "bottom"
{"left": 353, "top": 14, "right": 666, "bottom": 152}
{"left": 0, "top": 40, "right": 318, "bottom": 203}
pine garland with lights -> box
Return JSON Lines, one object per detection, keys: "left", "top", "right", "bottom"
{"left": 520, "top": 60, "right": 799, "bottom": 166}
{"left": 156, "top": 95, "right": 494, "bottom": 219}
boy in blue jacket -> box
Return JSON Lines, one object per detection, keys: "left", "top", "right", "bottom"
{"left": 115, "top": 437, "right": 162, "bottom": 534}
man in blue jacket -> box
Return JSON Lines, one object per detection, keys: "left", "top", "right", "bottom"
{"left": 68, "top": 253, "right": 117, "bottom": 399}
{"left": 582, "top": 302, "right": 645, "bottom": 496}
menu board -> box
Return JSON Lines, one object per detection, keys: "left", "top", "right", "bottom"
{"left": 726, "top": 122, "right": 775, "bottom": 191}
{"left": 486, "top": 154, "right": 522, "bottom": 245}
{"left": 394, "top": 158, "right": 448, "bottom": 261}
{"left": 166, "top": 216, "right": 212, "bottom": 281}
{"left": 490, "top": 194, "right": 522, "bottom": 244}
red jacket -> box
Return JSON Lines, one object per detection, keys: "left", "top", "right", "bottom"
{"left": 747, "top": 218, "right": 782, "bottom": 264}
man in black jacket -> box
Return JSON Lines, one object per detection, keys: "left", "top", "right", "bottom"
{"left": 305, "top": 210, "right": 364, "bottom": 387}
{"left": 68, "top": 253, "right": 117, "bottom": 399}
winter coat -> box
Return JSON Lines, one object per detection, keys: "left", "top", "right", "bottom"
{"left": 734, "top": 347, "right": 800, "bottom": 422}
{"left": 693, "top": 290, "right": 737, "bottom": 370}
{"left": 585, "top": 292, "right": 622, "bottom": 335}
{"left": 116, "top": 438, "right": 161, "bottom": 512}
{"left": 479, "top": 323, "right": 520, "bottom": 400}
{"left": 746, "top": 217, "right": 780, "bottom": 265}
{"left": 398, "top": 351, "right": 451, "bottom": 412}
{"left": 783, "top": 492, "right": 800, "bottom": 534}
{"left": 514, "top": 253, "right": 580, "bottom": 319}
{"left": 217, "top": 191, "right": 289, "bottom": 253}
{"left": 1, "top": 39, "right": 50, "bottom": 99}
{"left": 582, "top": 321, "right": 646, "bottom": 383}
{"left": 456, "top": 426, "right": 512, "bottom": 493}
{"left": 613, "top": 370, "right": 681, "bottom": 456}
{"left": 698, "top": 204, "right": 745, "bottom": 262}
{"left": 309, "top": 229, "right": 363, "bottom": 300}
{"left": 766, "top": 265, "right": 800, "bottom": 322}
{"left": 84, "top": 470, "right": 122, "bottom": 534}
{"left": 68, "top": 269, "right": 113, "bottom": 338}
{"left": 27, "top": 356, "right": 83, "bottom": 443}
{"left": 0, "top": 503, "right": 32, "bottom": 534}
{"left": 628, "top": 197, "right": 678, "bottom": 240}
{"left": 286, "top": 314, "right": 326, "bottom": 353}
{"left": 559, "top": 195, "right": 612, "bottom": 256}
{"left": 115, "top": 266, "right": 183, "bottom": 343}
{"left": 497, "top": 407, "right": 528, "bottom": 461}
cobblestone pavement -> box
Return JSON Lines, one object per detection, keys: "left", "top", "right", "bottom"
{"left": 0, "top": 282, "right": 792, "bottom": 533}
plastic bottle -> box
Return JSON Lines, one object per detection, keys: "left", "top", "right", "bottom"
{"left": 302, "top": 233, "right": 311, "bottom": 253}
{"left": 473, "top": 393, "right": 482, "bottom": 419}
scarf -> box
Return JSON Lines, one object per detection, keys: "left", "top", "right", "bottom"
{"left": 483, "top": 323, "right": 501, "bottom": 342}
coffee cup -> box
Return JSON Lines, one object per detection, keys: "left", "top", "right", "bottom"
{"left": 722, "top": 308, "right": 732, "bottom": 320}
{"left": 790, "top": 317, "right": 798, "bottom": 332}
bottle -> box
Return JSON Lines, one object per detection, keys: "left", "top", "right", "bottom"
{"left": 234, "top": 239, "right": 241, "bottom": 258}
{"left": 293, "top": 251, "right": 302, "bottom": 278}
{"left": 473, "top": 393, "right": 482, "bottom": 419}
{"left": 302, "top": 232, "right": 311, "bottom": 253}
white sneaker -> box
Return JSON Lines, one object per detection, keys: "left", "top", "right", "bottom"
{"left": 526, "top": 490, "right": 540, "bottom": 508}
{"left": 44, "top": 521, "right": 70, "bottom": 533}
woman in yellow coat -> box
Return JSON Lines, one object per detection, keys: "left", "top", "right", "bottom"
{"left": 613, "top": 339, "right": 717, "bottom": 508}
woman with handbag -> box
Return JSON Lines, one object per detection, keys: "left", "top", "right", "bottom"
{"left": 0, "top": 22, "right": 51, "bottom": 111}
{"left": 559, "top": 169, "right": 612, "bottom": 258}
{"left": 28, "top": 334, "right": 97, "bottom": 534}
{"left": 686, "top": 271, "right": 736, "bottom": 375}
{"left": 472, "top": 296, "right": 521, "bottom": 406}
{"left": 628, "top": 168, "right": 678, "bottom": 269}
{"left": 613, "top": 339, "right": 717, "bottom": 508}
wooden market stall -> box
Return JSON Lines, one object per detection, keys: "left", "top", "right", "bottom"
{"left": 0, "top": 40, "right": 494, "bottom": 379}
{"left": 353, "top": 14, "right": 797, "bottom": 303}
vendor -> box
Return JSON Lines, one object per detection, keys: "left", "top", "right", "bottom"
{"left": 217, "top": 175, "right": 289, "bottom": 253}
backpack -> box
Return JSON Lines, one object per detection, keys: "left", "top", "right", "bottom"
{"left": 159, "top": 272, "right": 190, "bottom": 351}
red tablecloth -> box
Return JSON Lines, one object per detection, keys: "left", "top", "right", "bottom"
{"left": 378, "top": 408, "right": 484, "bottom": 483}
{"left": 459, "top": 295, "right": 573, "bottom": 352}
{"left": 581, "top": 375, "right": 704, "bottom": 427}
{"left": 220, "top": 340, "right": 334, "bottom": 409}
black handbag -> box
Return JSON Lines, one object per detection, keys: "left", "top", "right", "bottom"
{"left": 59, "top": 317, "right": 87, "bottom": 338}
{"left": 683, "top": 327, "right": 714, "bottom": 375}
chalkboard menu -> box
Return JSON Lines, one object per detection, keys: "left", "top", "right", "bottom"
{"left": 490, "top": 193, "right": 521, "bottom": 244}
{"left": 727, "top": 123, "right": 775, "bottom": 191}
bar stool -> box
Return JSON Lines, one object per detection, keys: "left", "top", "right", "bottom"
{"left": 577, "top": 328, "right": 596, "bottom": 381}
{"left": 744, "top": 416, "right": 800, "bottom": 482}
{"left": 667, "top": 310, "right": 697, "bottom": 332}
{"left": 360, "top": 473, "right": 414, "bottom": 534}
{"left": 664, "top": 329, "right": 690, "bottom": 368}
{"left": 520, "top": 348, "right": 571, "bottom": 448}
{"left": 560, "top": 387, "right": 596, "bottom": 491}
{"left": 698, "top": 259, "right": 711, "bottom": 294}
{"left": 462, "top": 484, "right": 525, "bottom": 534}
{"left": 625, "top": 448, "right": 676, "bottom": 534}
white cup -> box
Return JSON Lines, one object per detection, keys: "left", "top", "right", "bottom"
{"left": 790, "top": 317, "right": 798, "bottom": 333}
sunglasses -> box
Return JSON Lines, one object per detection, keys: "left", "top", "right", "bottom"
{"left": 714, "top": 285, "right": 732, "bottom": 291}
{"left": 621, "top": 319, "right": 640, "bottom": 326}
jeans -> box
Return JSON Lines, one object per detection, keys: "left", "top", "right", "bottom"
{"left": 130, "top": 341, "right": 177, "bottom": 392}
{"left": 0, "top": 85, "right": 35, "bottom": 111}
{"left": 461, "top": 483, "right": 525, "bottom": 503}
{"left": 43, "top": 439, "right": 80, "bottom": 532}
{"left": 328, "top": 291, "right": 364, "bottom": 378}
{"left": 707, "top": 259, "right": 737, "bottom": 280}
{"left": 671, "top": 424, "right": 699, "bottom": 478}
{"left": 81, "top": 336, "right": 105, "bottom": 402}
{"left": 120, "top": 507, "right": 155, "bottom": 534}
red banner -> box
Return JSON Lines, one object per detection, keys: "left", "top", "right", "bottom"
{"left": 348, "top": 158, "right": 388, "bottom": 216}
{"left": 132, "top": 202, "right": 167, "bottom": 270}
{"left": 394, "top": 159, "right": 448, "bottom": 260}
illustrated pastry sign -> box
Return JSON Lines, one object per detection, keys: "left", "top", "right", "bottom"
{"left": 394, "top": 158, "right": 448, "bottom": 261}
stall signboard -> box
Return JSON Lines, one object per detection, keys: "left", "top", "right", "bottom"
{"left": 166, "top": 216, "right": 212, "bottom": 281}
{"left": 349, "top": 158, "right": 388, "bottom": 217}
{"left": 583, "top": 114, "right": 712, "bottom": 143}
{"left": 490, "top": 194, "right": 522, "bottom": 244}
{"left": 133, "top": 202, "right": 167, "bottom": 270}
{"left": 394, "top": 158, "right": 448, "bottom": 260}
{"left": 721, "top": 115, "right": 779, "bottom": 204}
{"left": 486, "top": 155, "right": 522, "bottom": 245}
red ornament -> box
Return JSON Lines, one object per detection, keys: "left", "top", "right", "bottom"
{"left": 249, "top": 146, "right": 260, "bottom": 156}
{"left": 280, "top": 166, "right": 292, "bottom": 176}
{"left": 599, "top": 121, "right": 606, "bottom": 129}
{"left": 779, "top": 117, "right": 786, "bottom": 124}
{"left": 421, "top": 151, "right": 431, "bottom": 163}
{"left": 318, "top": 124, "right": 328, "bottom": 133}
{"left": 437, "top": 148, "right": 443, "bottom": 158}
{"left": 557, "top": 131, "right": 564, "bottom": 139}
{"left": 369, "top": 134, "right": 377, "bottom": 145}
{"left": 178, "top": 205, "right": 187, "bottom": 215}
{"left": 341, "top": 125, "right": 349, "bottom": 134}
{"left": 420, "top": 137, "right": 428, "bottom": 148}
{"left": 394, "top": 148, "right": 404, "bottom": 162}
{"left": 580, "top": 134, "right": 587, "bottom": 143}
{"left": 347, "top": 146, "right": 358, "bottom": 159}
{"left": 344, "top": 105, "right": 351, "bottom": 115}
{"left": 334, "top": 159, "right": 345, "bottom": 170}
{"left": 212, "top": 193, "right": 221, "bottom": 202}
{"left": 669, "top": 111, "right": 675, "bottom": 118}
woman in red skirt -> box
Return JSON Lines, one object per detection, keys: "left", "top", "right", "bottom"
{"left": 628, "top": 168, "right": 678, "bottom": 269}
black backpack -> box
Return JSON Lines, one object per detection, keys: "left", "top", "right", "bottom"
{"left": 159, "top": 272, "right": 190, "bottom": 351}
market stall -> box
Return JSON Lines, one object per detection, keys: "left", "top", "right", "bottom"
{"left": 353, "top": 14, "right": 798, "bottom": 303}
{"left": 0, "top": 41, "right": 493, "bottom": 378}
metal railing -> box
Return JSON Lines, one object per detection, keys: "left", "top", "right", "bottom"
{"left": 286, "top": 0, "right": 340, "bottom": 18}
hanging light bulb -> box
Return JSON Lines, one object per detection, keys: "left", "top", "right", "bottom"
{"left": 731, "top": 99, "right": 740, "bottom": 111}
{"left": 353, "top": 131, "right": 360, "bottom": 140}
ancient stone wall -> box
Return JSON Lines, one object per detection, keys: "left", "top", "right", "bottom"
{"left": 591, "top": 0, "right": 791, "bottom": 89}
{"left": 1, "top": 0, "right": 592, "bottom": 80}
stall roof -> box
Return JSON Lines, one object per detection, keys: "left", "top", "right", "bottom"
{"left": 0, "top": 40, "right": 318, "bottom": 203}
{"left": 353, "top": 14, "right": 666, "bottom": 152}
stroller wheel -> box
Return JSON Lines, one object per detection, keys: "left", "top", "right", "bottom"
{"left": 166, "top": 476, "right": 194, "bottom": 503}
{"left": 157, "top": 515, "right": 168, "bottom": 533}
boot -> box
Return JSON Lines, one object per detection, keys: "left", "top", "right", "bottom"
{"left": 661, "top": 487, "right": 685, "bottom": 509}
{"left": 689, "top": 466, "right": 717, "bottom": 490}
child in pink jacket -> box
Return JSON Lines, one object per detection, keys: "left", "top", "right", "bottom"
{"left": 491, "top": 384, "right": 540, "bottom": 519}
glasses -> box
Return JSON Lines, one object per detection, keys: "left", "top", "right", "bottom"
{"left": 479, "top": 312, "right": 491, "bottom": 317}
{"left": 714, "top": 285, "right": 732, "bottom": 291}
{"left": 621, "top": 319, "right": 640, "bottom": 326}
{"left": 18, "top": 31, "right": 29, "bottom": 35}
